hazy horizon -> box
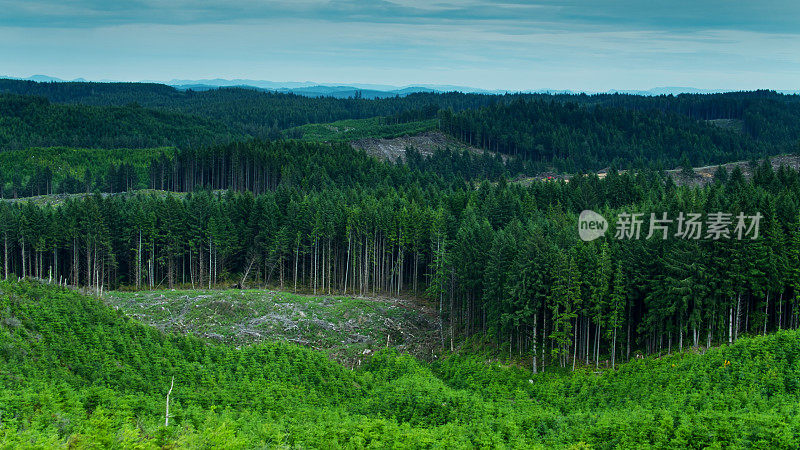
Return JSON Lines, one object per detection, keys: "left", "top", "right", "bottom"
{"left": 7, "top": 74, "right": 799, "bottom": 96}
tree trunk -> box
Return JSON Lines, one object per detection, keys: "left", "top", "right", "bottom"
{"left": 585, "top": 317, "right": 590, "bottom": 365}
{"left": 728, "top": 304, "right": 733, "bottom": 344}
{"left": 541, "top": 309, "right": 547, "bottom": 370}
{"left": 626, "top": 312, "right": 631, "bottom": 362}
{"left": 21, "top": 239, "right": 26, "bottom": 279}
{"left": 611, "top": 326, "right": 617, "bottom": 369}
{"left": 165, "top": 376, "right": 174, "bottom": 427}
{"left": 532, "top": 312, "right": 538, "bottom": 374}
{"left": 137, "top": 230, "right": 142, "bottom": 289}
{"left": 343, "top": 233, "right": 351, "bottom": 295}
{"left": 294, "top": 241, "right": 299, "bottom": 292}
{"left": 240, "top": 253, "right": 257, "bottom": 288}
{"left": 595, "top": 322, "right": 600, "bottom": 368}
{"left": 735, "top": 293, "right": 741, "bottom": 341}
{"left": 73, "top": 237, "right": 78, "bottom": 286}
{"left": 572, "top": 317, "right": 578, "bottom": 371}
{"left": 3, "top": 234, "right": 7, "bottom": 280}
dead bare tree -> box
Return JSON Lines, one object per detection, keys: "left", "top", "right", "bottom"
{"left": 165, "top": 376, "right": 174, "bottom": 427}
{"left": 239, "top": 250, "right": 259, "bottom": 289}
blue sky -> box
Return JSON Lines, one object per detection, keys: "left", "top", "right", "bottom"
{"left": 0, "top": 0, "right": 797, "bottom": 91}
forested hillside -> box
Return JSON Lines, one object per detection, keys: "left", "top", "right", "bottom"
{"left": 5, "top": 0, "right": 800, "bottom": 444}
{"left": 0, "top": 94, "right": 238, "bottom": 150}
{"left": 2, "top": 78, "right": 800, "bottom": 404}
{"left": 0, "top": 147, "right": 173, "bottom": 197}
{"left": 0, "top": 80, "right": 491, "bottom": 135}
{"left": 2, "top": 281, "right": 799, "bottom": 447}
{"left": 3, "top": 147, "right": 799, "bottom": 367}
{"left": 437, "top": 90, "right": 800, "bottom": 171}
{"left": 0, "top": 140, "right": 506, "bottom": 197}
{"left": 1, "top": 80, "right": 799, "bottom": 172}
{"left": 439, "top": 100, "right": 746, "bottom": 171}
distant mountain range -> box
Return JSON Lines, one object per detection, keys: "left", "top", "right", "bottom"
{"left": 2, "top": 75, "right": 798, "bottom": 98}
{"left": 168, "top": 83, "right": 443, "bottom": 99}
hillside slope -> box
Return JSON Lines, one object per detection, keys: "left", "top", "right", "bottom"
{"left": 2, "top": 280, "right": 800, "bottom": 447}
{"left": 667, "top": 153, "right": 800, "bottom": 186}
{"left": 3, "top": 79, "right": 800, "bottom": 169}
{"left": 104, "top": 289, "right": 441, "bottom": 364}
{"left": 0, "top": 94, "right": 238, "bottom": 150}
{"left": 350, "top": 130, "right": 500, "bottom": 162}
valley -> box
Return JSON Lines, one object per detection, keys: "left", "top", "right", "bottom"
{"left": 1, "top": 78, "right": 800, "bottom": 448}
{"left": 2, "top": 280, "right": 799, "bottom": 447}
{"left": 3, "top": 0, "right": 799, "bottom": 445}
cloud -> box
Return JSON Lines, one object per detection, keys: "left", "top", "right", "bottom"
{"left": 0, "top": 0, "right": 797, "bottom": 90}
{"left": 0, "top": 0, "right": 797, "bottom": 35}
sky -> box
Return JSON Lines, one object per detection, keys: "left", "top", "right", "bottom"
{"left": 0, "top": 0, "right": 798, "bottom": 91}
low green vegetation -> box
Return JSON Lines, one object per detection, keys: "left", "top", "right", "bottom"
{"left": 286, "top": 117, "right": 437, "bottom": 142}
{"left": 2, "top": 281, "right": 799, "bottom": 448}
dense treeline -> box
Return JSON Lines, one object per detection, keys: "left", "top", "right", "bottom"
{"left": 439, "top": 97, "right": 800, "bottom": 171}
{"left": 0, "top": 80, "right": 502, "bottom": 135}
{"left": 3, "top": 157, "right": 799, "bottom": 367}
{"left": 0, "top": 147, "right": 173, "bottom": 198}
{"left": 4, "top": 281, "right": 800, "bottom": 446}
{"left": 575, "top": 90, "right": 800, "bottom": 137}
{"left": 0, "top": 141, "right": 507, "bottom": 197}
{"left": 0, "top": 94, "right": 238, "bottom": 150}
{"left": 144, "top": 141, "right": 508, "bottom": 194}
